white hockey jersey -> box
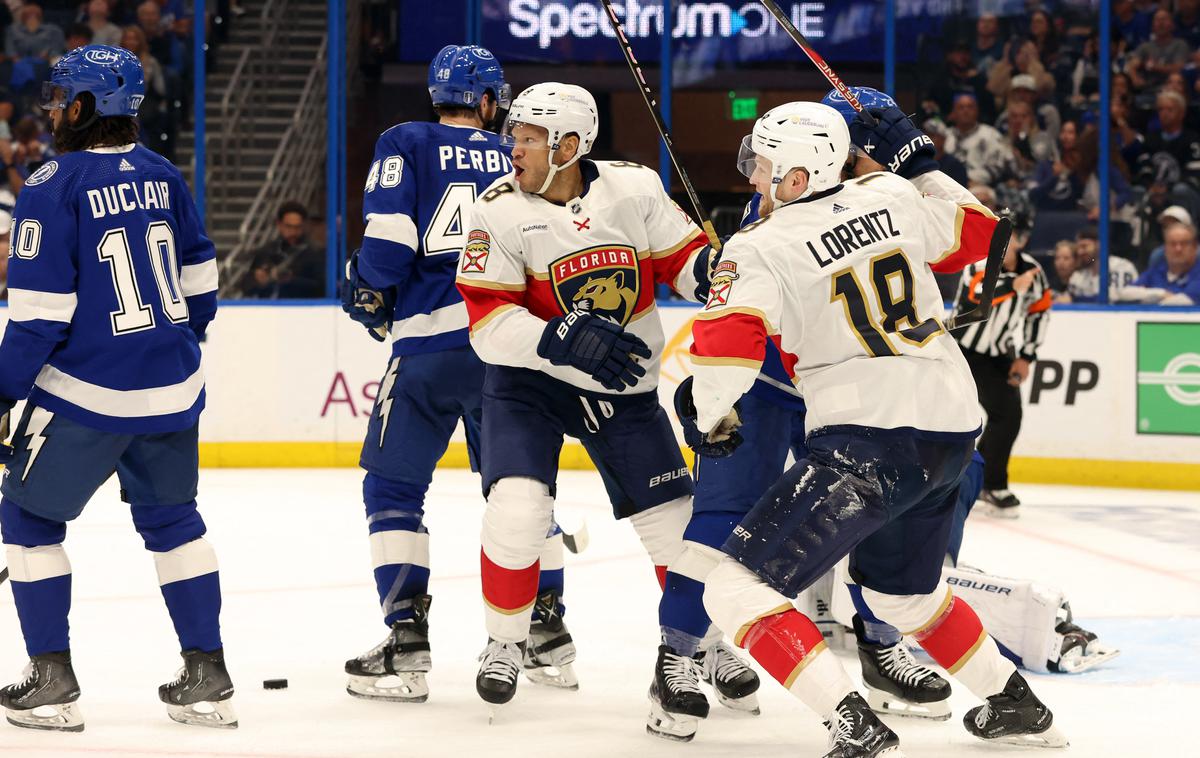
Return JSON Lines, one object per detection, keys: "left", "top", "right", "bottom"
{"left": 456, "top": 159, "right": 709, "bottom": 393}
{"left": 690, "top": 171, "right": 998, "bottom": 435}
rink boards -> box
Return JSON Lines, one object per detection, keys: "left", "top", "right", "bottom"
{"left": 0, "top": 302, "right": 1197, "bottom": 489}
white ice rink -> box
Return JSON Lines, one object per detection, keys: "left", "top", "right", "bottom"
{"left": 1, "top": 468, "right": 1196, "bottom": 758}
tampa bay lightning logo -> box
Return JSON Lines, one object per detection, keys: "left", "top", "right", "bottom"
{"left": 25, "top": 161, "right": 58, "bottom": 186}
{"left": 84, "top": 48, "right": 121, "bottom": 65}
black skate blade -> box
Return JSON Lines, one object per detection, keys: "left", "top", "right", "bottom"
{"left": 981, "top": 724, "right": 1069, "bottom": 749}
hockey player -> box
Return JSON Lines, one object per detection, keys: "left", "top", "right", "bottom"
{"left": 0, "top": 46, "right": 231, "bottom": 730}
{"left": 455, "top": 81, "right": 737, "bottom": 715}
{"left": 685, "top": 101, "right": 1066, "bottom": 756}
{"left": 341, "top": 45, "right": 577, "bottom": 700}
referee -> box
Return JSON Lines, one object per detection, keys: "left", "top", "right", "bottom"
{"left": 953, "top": 213, "right": 1051, "bottom": 518}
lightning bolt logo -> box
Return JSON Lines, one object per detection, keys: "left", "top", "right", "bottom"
{"left": 375, "top": 357, "right": 401, "bottom": 449}
{"left": 21, "top": 407, "right": 54, "bottom": 483}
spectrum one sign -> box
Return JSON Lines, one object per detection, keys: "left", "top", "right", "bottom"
{"left": 506, "top": 0, "right": 826, "bottom": 50}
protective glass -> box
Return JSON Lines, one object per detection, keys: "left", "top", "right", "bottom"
{"left": 495, "top": 82, "right": 513, "bottom": 110}
{"left": 39, "top": 82, "right": 69, "bottom": 111}
{"left": 499, "top": 118, "right": 551, "bottom": 151}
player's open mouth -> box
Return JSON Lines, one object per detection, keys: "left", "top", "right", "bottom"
{"left": 514, "top": 165, "right": 525, "bottom": 179}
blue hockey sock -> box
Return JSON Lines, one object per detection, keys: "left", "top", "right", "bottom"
{"left": 659, "top": 511, "right": 741, "bottom": 656}
{"left": 132, "top": 500, "right": 223, "bottom": 652}
{"left": 364, "top": 474, "right": 431, "bottom": 626}
{"left": 1, "top": 497, "right": 72, "bottom": 656}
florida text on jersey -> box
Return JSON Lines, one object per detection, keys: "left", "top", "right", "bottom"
{"left": 690, "top": 171, "right": 997, "bottom": 435}
{"left": 456, "top": 160, "right": 711, "bottom": 392}
{"left": 358, "top": 121, "right": 514, "bottom": 356}
{"left": 0, "top": 145, "right": 218, "bottom": 433}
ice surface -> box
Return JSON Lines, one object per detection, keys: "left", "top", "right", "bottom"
{"left": 1, "top": 469, "right": 1195, "bottom": 757}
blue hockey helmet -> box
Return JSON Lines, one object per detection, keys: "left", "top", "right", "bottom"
{"left": 40, "top": 45, "right": 145, "bottom": 118}
{"left": 820, "top": 86, "right": 897, "bottom": 127}
{"left": 428, "top": 45, "right": 511, "bottom": 110}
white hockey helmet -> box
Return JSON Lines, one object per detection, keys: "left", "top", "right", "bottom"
{"left": 501, "top": 82, "right": 599, "bottom": 194}
{"left": 737, "top": 101, "right": 850, "bottom": 202}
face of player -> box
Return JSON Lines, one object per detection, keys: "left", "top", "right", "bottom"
{"left": 748, "top": 155, "right": 807, "bottom": 207}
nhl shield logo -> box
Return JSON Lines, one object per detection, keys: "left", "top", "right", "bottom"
{"left": 550, "top": 245, "right": 640, "bottom": 325}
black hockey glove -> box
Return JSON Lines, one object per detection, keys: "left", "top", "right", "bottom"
{"left": 849, "top": 106, "right": 938, "bottom": 180}
{"left": 536, "top": 310, "right": 651, "bottom": 392}
{"left": 341, "top": 248, "right": 396, "bottom": 342}
{"left": 673, "top": 376, "right": 743, "bottom": 458}
{"left": 691, "top": 242, "right": 725, "bottom": 302}
{"left": 0, "top": 397, "right": 14, "bottom": 466}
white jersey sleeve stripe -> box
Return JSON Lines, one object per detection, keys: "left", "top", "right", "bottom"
{"left": 180, "top": 259, "right": 219, "bottom": 297}
{"left": 390, "top": 301, "right": 468, "bottom": 341}
{"left": 34, "top": 364, "right": 205, "bottom": 418}
{"left": 364, "top": 212, "right": 419, "bottom": 249}
{"left": 6, "top": 288, "right": 77, "bottom": 323}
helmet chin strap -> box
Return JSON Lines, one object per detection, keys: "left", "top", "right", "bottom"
{"left": 535, "top": 144, "right": 583, "bottom": 196}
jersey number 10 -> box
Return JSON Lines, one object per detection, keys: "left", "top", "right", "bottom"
{"left": 98, "top": 222, "right": 188, "bottom": 335}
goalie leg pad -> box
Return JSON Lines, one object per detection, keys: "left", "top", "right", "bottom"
{"left": 943, "top": 565, "right": 1064, "bottom": 674}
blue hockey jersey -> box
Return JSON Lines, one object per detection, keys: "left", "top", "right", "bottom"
{"left": 0, "top": 144, "right": 218, "bottom": 433}
{"left": 357, "top": 121, "right": 512, "bottom": 356}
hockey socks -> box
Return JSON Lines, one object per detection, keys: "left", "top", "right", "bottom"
{"left": 481, "top": 550, "right": 540, "bottom": 641}
{"left": 363, "top": 475, "right": 432, "bottom": 626}
{"left": 911, "top": 589, "right": 1015, "bottom": 699}
{"left": 154, "top": 539, "right": 223, "bottom": 653}
{"left": 2, "top": 498, "right": 73, "bottom": 656}
{"left": 738, "top": 609, "right": 854, "bottom": 718}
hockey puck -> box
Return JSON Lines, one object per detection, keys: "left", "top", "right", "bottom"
{"left": 263, "top": 679, "right": 288, "bottom": 690}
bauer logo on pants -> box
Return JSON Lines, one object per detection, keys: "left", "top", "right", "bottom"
{"left": 1136, "top": 322, "right": 1200, "bottom": 436}
{"left": 550, "top": 245, "right": 640, "bottom": 325}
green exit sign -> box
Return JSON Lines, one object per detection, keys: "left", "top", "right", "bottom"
{"left": 728, "top": 91, "right": 759, "bottom": 121}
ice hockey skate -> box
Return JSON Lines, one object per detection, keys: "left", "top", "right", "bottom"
{"left": 824, "top": 692, "right": 905, "bottom": 757}
{"left": 965, "top": 671, "right": 1067, "bottom": 748}
{"left": 1048, "top": 603, "right": 1120, "bottom": 673}
{"left": 523, "top": 590, "right": 578, "bottom": 689}
{"left": 158, "top": 649, "right": 237, "bottom": 729}
{"left": 695, "top": 641, "right": 760, "bottom": 715}
{"left": 1, "top": 652, "right": 84, "bottom": 732}
{"left": 855, "top": 616, "right": 951, "bottom": 721}
{"left": 346, "top": 594, "right": 433, "bottom": 702}
{"left": 978, "top": 489, "right": 1021, "bottom": 519}
{"left": 477, "top": 639, "right": 523, "bottom": 722}
{"left": 646, "top": 645, "right": 709, "bottom": 742}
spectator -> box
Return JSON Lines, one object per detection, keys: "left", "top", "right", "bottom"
{"left": 137, "top": 0, "right": 181, "bottom": 74}
{"left": 1028, "top": 9, "right": 1059, "bottom": 68}
{"left": 0, "top": 95, "right": 13, "bottom": 141}
{"left": 1130, "top": 90, "right": 1200, "bottom": 192}
{"left": 1069, "top": 32, "right": 1101, "bottom": 109}
{"left": 1006, "top": 100, "right": 1058, "bottom": 178}
{"left": 968, "top": 182, "right": 998, "bottom": 212}
{"left": 927, "top": 39, "right": 996, "bottom": 122}
{"left": 1114, "top": 0, "right": 1153, "bottom": 48}
{"left": 61, "top": 22, "right": 93, "bottom": 57}
{"left": 1131, "top": 221, "right": 1200, "bottom": 303}
{"left": 1051, "top": 240, "right": 1078, "bottom": 299}
{"left": 972, "top": 13, "right": 1005, "bottom": 73}
{"left": 85, "top": 0, "right": 123, "bottom": 48}
{"left": 5, "top": 2, "right": 66, "bottom": 60}
{"left": 986, "top": 37, "right": 1055, "bottom": 114}
{"left": 9, "top": 115, "right": 53, "bottom": 183}
{"left": 945, "top": 92, "right": 1012, "bottom": 185}
{"left": 923, "top": 118, "right": 970, "bottom": 188}
{"left": 121, "top": 24, "right": 165, "bottom": 101}
{"left": 1128, "top": 9, "right": 1190, "bottom": 90}
{"left": 998, "top": 73, "right": 1062, "bottom": 144}
{"left": 1066, "top": 227, "right": 1140, "bottom": 303}
{"left": 1146, "top": 204, "right": 1194, "bottom": 271}
{"left": 1178, "top": 0, "right": 1200, "bottom": 47}
{"left": 239, "top": 201, "right": 325, "bottom": 298}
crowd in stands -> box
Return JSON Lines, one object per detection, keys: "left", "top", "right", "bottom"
{"left": 918, "top": 0, "right": 1200, "bottom": 305}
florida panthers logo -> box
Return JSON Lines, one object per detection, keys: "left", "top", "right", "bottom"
{"left": 550, "top": 245, "right": 641, "bottom": 326}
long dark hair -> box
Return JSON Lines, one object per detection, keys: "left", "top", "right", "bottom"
{"left": 53, "top": 92, "right": 140, "bottom": 153}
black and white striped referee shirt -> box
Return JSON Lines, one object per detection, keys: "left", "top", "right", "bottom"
{"left": 953, "top": 252, "right": 1052, "bottom": 360}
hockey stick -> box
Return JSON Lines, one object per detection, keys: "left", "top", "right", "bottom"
{"left": 756, "top": 0, "right": 874, "bottom": 124}
{"left": 944, "top": 216, "right": 1013, "bottom": 333}
{"left": 598, "top": 0, "right": 721, "bottom": 250}
{"left": 1, "top": 566, "right": 8, "bottom": 585}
